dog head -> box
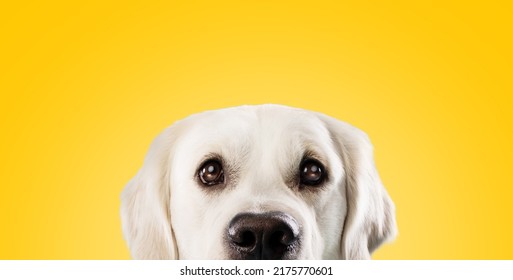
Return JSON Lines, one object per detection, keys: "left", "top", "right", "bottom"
{"left": 120, "top": 104, "right": 396, "bottom": 259}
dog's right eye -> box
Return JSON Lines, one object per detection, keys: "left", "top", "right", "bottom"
{"left": 198, "top": 160, "right": 224, "bottom": 186}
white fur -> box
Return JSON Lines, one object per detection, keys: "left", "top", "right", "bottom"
{"left": 121, "top": 104, "right": 396, "bottom": 259}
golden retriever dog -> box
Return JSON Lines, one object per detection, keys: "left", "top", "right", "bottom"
{"left": 121, "top": 104, "right": 396, "bottom": 259}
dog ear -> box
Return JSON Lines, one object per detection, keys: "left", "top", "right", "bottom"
{"left": 321, "top": 115, "right": 397, "bottom": 259}
{"left": 120, "top": 125, "right": 181, "bottom": 259}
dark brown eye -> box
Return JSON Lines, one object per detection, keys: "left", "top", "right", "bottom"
{"left": 300, "top": 160, "right": 325, "bottom": 186}
{"left": 198, "top": 160, "right": 224, "bottom": 186}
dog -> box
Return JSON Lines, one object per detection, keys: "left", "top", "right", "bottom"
{"left": 121, "top": 104, "right": 396, "bottom": 259}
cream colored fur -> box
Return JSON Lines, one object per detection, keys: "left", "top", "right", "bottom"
{"left": 121, "top": 104, "right": 396, "bottom": 259}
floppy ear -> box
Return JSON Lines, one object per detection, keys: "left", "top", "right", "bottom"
{"left": 120, "top": 125, "right": 180, "bottom": 259}
{"left": 321, "top": 115, "right": 397, "bottom": 259}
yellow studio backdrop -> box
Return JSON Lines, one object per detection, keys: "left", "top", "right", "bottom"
{"left": 1, "top": 1, "right": 512, "bottom": 259}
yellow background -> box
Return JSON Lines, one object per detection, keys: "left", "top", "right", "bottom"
{"left": 1, "top": 1, "right": 512, "bottom": 259}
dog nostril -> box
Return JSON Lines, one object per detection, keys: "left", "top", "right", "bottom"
{"left": 228, "top": 226, "right": 258, "bottom": 248}
{"left": 270, "top": 230, "right": 295, "bottom": 247}
{"left": 269, "top": 231, "right": 286, "bottom": 248}
{"left": 236, "top": 231, "right": 257, "bottom": 247}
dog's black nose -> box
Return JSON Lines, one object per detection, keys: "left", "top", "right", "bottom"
{"left": 226, "top": 212, "right": 300, "bottom": 260}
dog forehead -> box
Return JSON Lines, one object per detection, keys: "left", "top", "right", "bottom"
{"left": 181, "top": 105, "right": 329, "bottom": 144}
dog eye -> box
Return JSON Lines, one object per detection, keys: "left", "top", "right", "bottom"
{"left": 198, "top": 160, "right": 224, "bottom": 186}
{"left": 300, "top": 160, "right": 325, "bottom": 186}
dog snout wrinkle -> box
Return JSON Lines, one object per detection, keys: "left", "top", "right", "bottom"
{"left": 226, "top": 212, "right": 300, "bottom": 260}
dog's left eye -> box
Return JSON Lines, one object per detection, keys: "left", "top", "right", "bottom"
{"left": 198, "top": 160, "right": 225, "bottom": 186}
{"left": 300, "top": 160, "right": 325, "bottom": 186}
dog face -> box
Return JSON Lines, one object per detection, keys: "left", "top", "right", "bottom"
{"left": 121, "top": 105, "right": 396, "bottom": 259}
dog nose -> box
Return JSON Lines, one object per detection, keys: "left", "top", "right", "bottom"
{"left": 226, "top": 212, "right": 300, "bottom": 259}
